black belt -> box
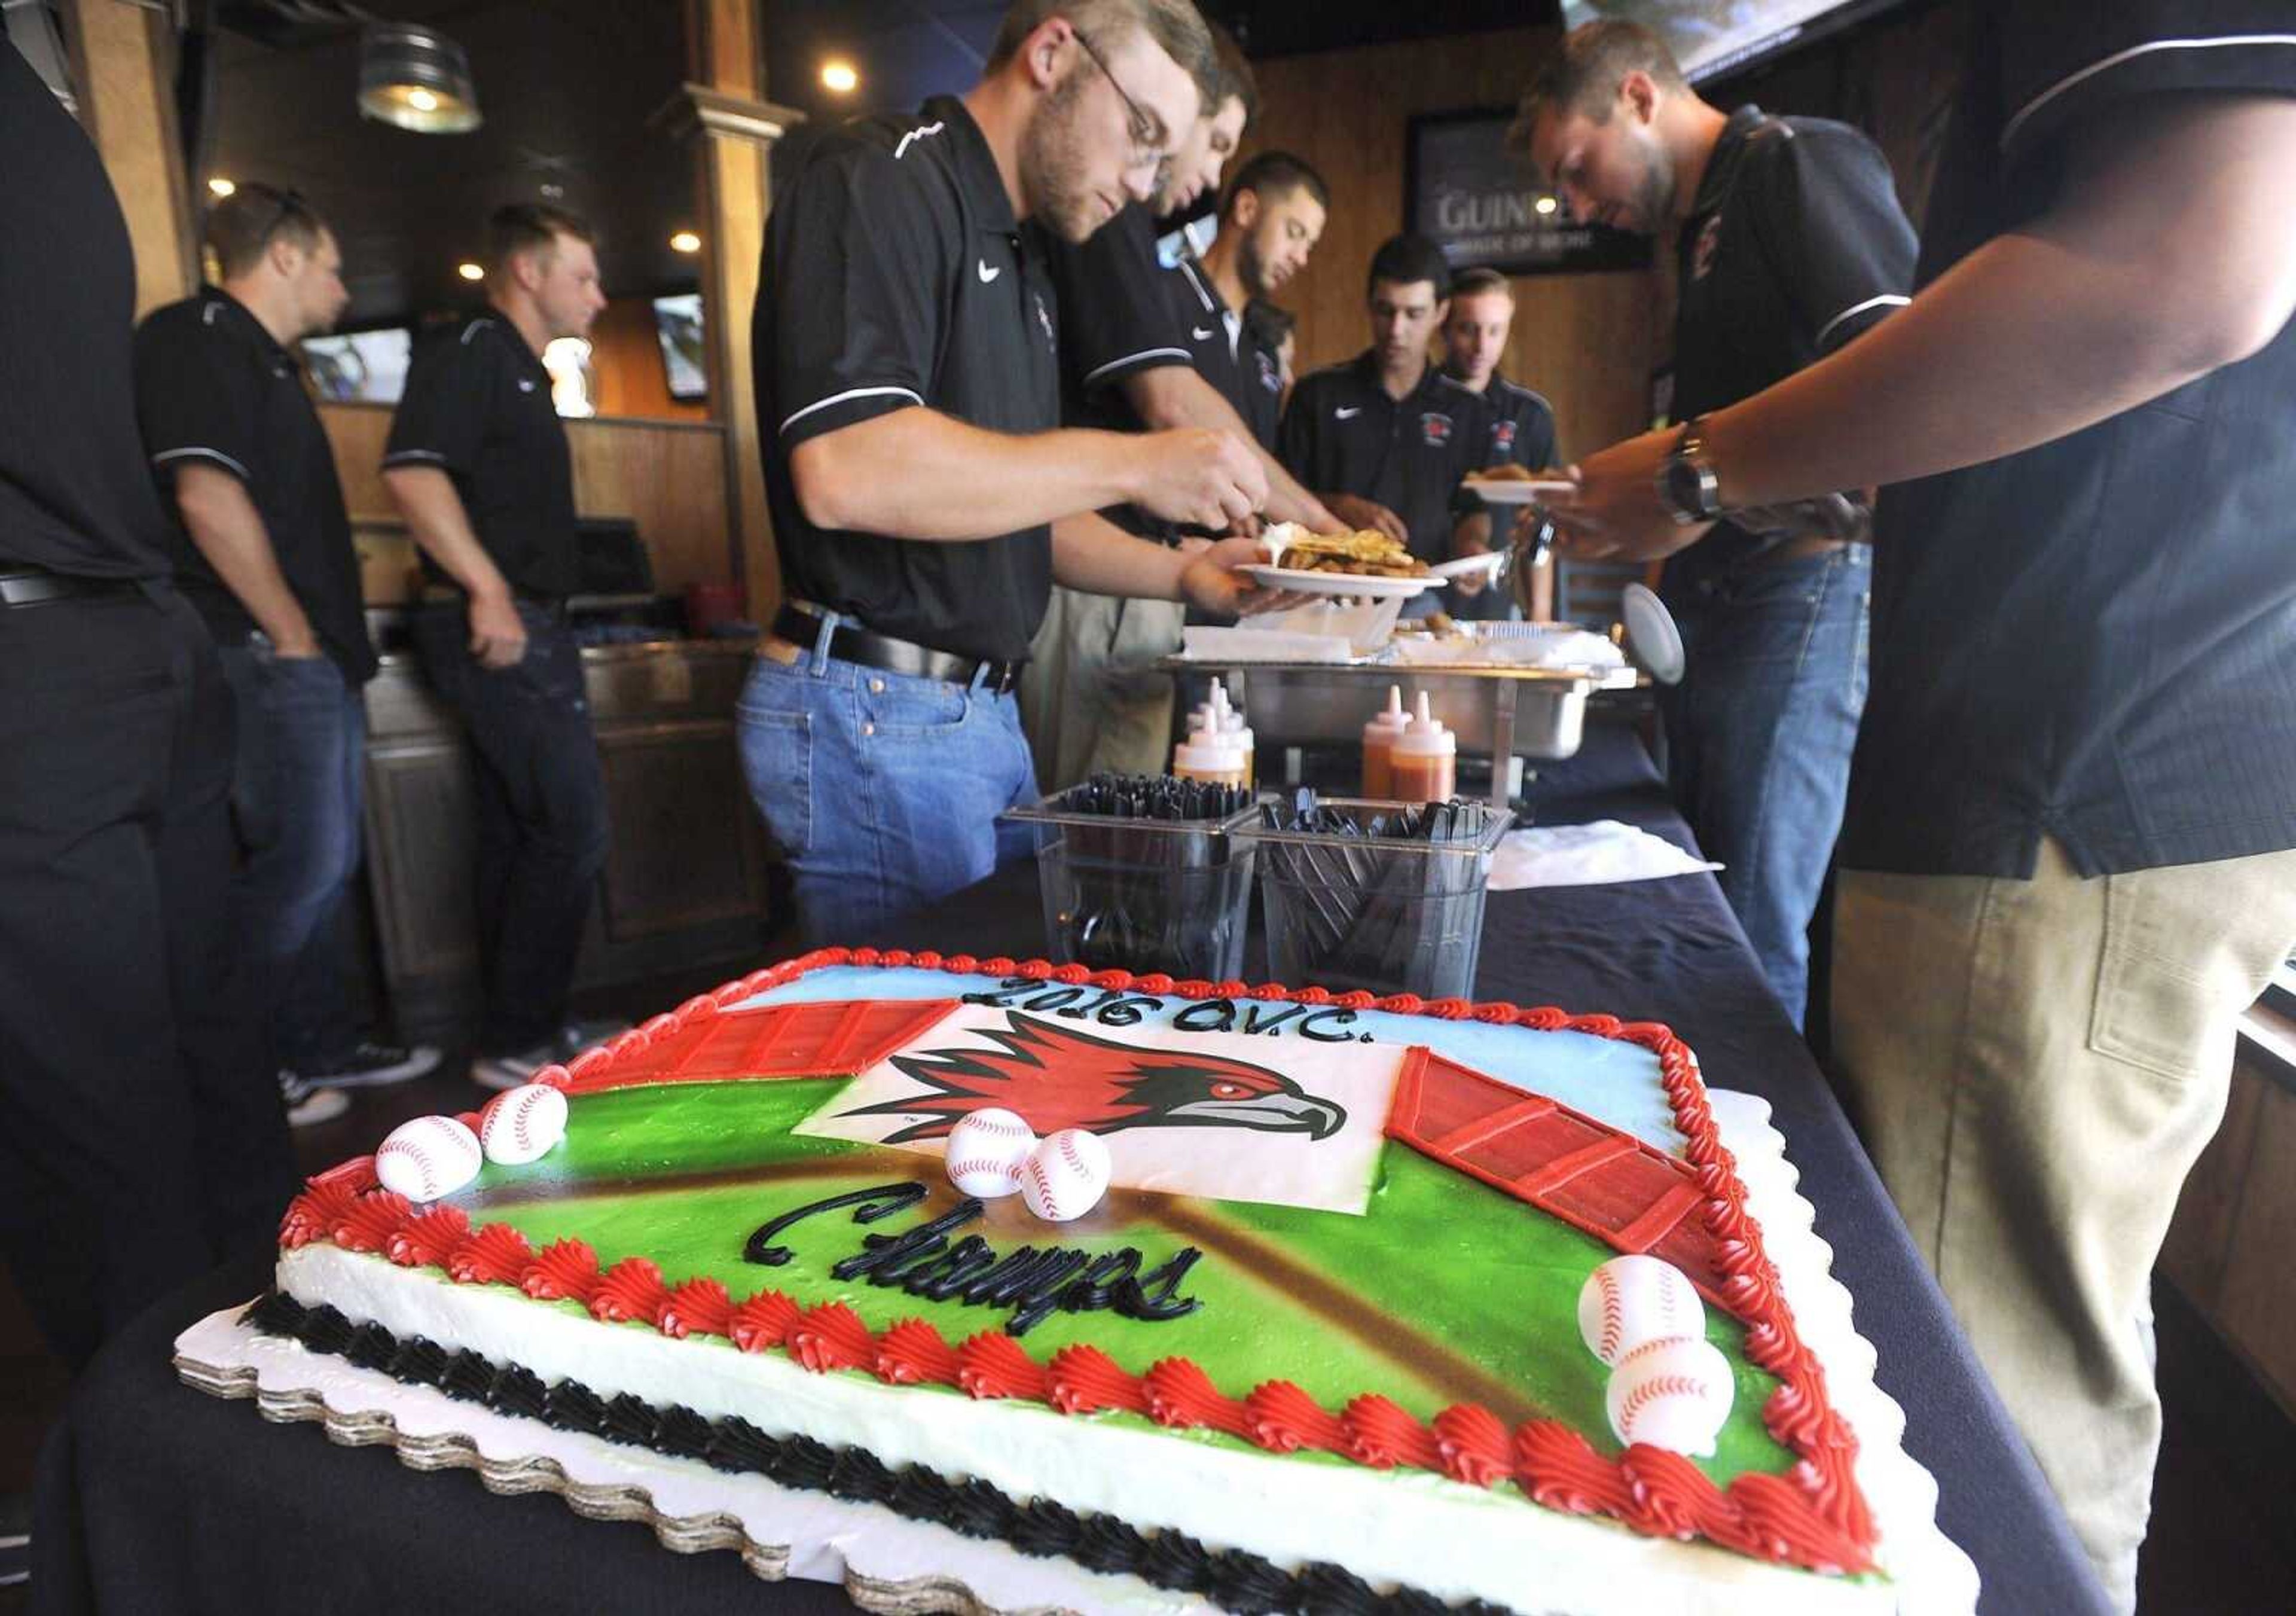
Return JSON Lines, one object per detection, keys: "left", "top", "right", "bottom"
{"left": 772, "top": 605, "right": 1023, "bottom": 696}
{"left": 0, "top": 562, "right": 143, "bottom": 608}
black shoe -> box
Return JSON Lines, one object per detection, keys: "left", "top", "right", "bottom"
{"left": 289, "top": 1041, "right": 443, "bottom": 1092}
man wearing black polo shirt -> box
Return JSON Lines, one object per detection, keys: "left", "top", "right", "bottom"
{"left": 1518, "top": 22, "right": 1916, "bottom": 1029}
{"left": 1552, "top": 7, "right": 2296, "bottom": 1604}
{"left": 133, "top": 187, "right": 439, "bottom": 1128}
{"left": 747, "top": 0, "right": 1279, "bottom": 941}
{"left": 1, "top": 36, "right": 295, "bottom": 1368}
{"left": 1278, "top": 234, "right": 1489, "bottom": 615}
{"left": 383, "top": 204, "right": 612, "bottom": 1090}
{"left": 1021, "top": 31, "right": 1335, "bottom": 788}
{"left": 1442, "top": 266, "right": 1558, "bottom": 620}
{"left": 1188, "top": 150, "right": 1329, "bottom": 455}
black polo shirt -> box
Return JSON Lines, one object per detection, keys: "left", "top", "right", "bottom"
{"left": 383, "top": 310, "right": 577, "bottom": 601}
{"left": 1472, "top": 373, "right": 1558, "bottom": 473}
{"left": 0, "top": 39, "right": 170, "bottom": 580}
{"left": 755, "top": 96, "right": 1060, "bottom": 664}
{"left": 1173, "top": 255, "right": 1284, "bottom": 452}
{"left": 1042, "top": 200, "right": 1191, "bottom": 541}
{"left": 1849, "top": 1, "right": 2296, "bottom": 881}
{"left": 1669, "top": 105, "right": 1916, "bottom": 586}
{"left": 133, "top": 289, "right": 377, "bottom": 682}
{"left": 1278, "top": 353, "right": 1488, "bottom": 568}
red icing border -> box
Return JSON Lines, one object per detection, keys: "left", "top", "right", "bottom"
{"left": 281, "top": 947, "right": 1877, "bottom": 1576}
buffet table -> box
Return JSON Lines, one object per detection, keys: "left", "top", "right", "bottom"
{"left": 31, "top": 723, "right": 2106, "bottom": 1616}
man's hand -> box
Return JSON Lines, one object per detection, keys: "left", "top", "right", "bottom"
{"left": 1451, "top": 513, "right": 1493, "bottom": 596}
{"left": 1129, "top": 429, "right": 1268, "bottom": 530}
{"left": 1321, "top": 493, "right": 1407, "bottom": 544}
{"left": 268, "top": 629, "right": 325, "bottom": 660}
{"left": 1177, "top": 534, "right": 1299, "bottom": 617}
{"left": 468, "top": 590, "right": 529, "bottom": 669}
{"left": 1546, "top": 431, "right": 1714, "bottom": 563}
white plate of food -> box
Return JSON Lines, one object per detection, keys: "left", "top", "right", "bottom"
{"left": 1241, "top": 563, "right": 1436, "bottom": 599}
{"left": 1461, "top": 475, "right": 1577, "bottom": 506}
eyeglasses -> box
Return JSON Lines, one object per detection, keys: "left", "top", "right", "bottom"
{"left": 1071, "top": 27, "right": 1164, "bottom": 174}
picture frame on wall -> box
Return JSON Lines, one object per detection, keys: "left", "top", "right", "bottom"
{"left": 1405, "top": 108, "right": 1653, "bottom": 278}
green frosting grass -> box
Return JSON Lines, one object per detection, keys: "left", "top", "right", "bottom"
{"left": 457, "top": 1078, "right": 1796, "bottom": 1489}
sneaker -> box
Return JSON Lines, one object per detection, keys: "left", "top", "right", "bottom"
{"left": 291, "top": 1041, "right": 443, "bottom": 1091}
{"left": 470, "top": 1021, "right": 634, "bottom": 1093}
{"left": 283, "top": 1083, "right": 351, "bottom": 1128}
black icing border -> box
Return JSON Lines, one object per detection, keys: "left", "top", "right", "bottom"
{"left": 239, "top": 1292, "right": 1515, "bottom": 1616}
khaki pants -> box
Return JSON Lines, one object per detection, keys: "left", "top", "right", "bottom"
{"left": 1018, "top": 585, "right": 1185, "bottom": 793}
{"left": 1832, "top": 838, "right": 2296, "bottom": 1614}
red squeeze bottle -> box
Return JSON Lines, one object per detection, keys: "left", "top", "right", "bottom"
{"left": 1387, "top": 692, "right": 1456, "bottom": 803}
{"left": 1361, "top": 684, "right": 1409, "bottom": 798}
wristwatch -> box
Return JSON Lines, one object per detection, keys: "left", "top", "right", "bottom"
{"left": 1656, "top": 417, "right": 1723, "bottom": 526}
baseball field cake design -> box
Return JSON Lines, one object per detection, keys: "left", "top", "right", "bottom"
{"left": 178, "top": 949, "right": 1977, "bottom": 1613}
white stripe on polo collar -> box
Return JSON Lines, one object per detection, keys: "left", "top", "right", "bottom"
{"left": 2004, "top": 36, "right": 2296, "bottom": 151}
{"left": 1176, "top": 257, "right": 1219, "bottom": 315}
{"left": 1814, "top": 293, "right": 1910, "bottom": 350}
{"left": 778, "top": 385, "right": 924, "bottom": 435}
{"left": 152, "top": 446, "right": 252, "bottom": 478}
{"left": 893, "top": 121, "right": 947, "bottom": 161}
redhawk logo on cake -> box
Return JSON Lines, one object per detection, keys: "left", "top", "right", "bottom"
{"left": 798, "top": 1003, "right": 1407, "bottom": 1213}
{"left": 1420, "top": 411, "right": 1454, "bottom": 447}
{"left": 848, "top": 1012, "right": 1347, "bottom": 1144}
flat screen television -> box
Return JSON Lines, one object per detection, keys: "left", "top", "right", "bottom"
{"left": 1560, "top": 0, "right": 1908, "bottom": 83}
{"left": 302, "top": 327, "right": 412, "bottom": 403}
{"left": 651, "top": 292, "right": 707, "bottom": 402}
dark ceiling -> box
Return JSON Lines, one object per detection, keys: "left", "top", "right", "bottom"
{"left": 203, "top": 1, "right": 1550, "bottom": 329}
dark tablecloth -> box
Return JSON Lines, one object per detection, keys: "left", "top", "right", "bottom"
{"left": 32, "top": 722, "right": 2106, "bottom": 1616}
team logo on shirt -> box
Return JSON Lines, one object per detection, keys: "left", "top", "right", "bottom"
{"left": 1420, "top": 411, "right": 1454, "bottom": 447}
{"left": 1256, "top": 350, "right": 1281, "bottom": 394}
{"left": 1492, "top": 419, "right": 1518, "bottom": 457}
{"left": 1692, "top": 213, "right": 1724, "bottom": 281}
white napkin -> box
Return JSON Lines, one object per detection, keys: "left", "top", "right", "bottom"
{"left": 1488, "top": 820, "right": 1723, "bottom": 890}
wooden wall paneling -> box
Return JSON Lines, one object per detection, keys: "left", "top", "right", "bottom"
{"left": 588, "top": 297, "right": 710, "bottom": 423}
{"left": 2215, "top": 1073, "right": 2296, "bottom": 1405}
{"left": 65, "top": 0, "right": 198, "bottom": 318}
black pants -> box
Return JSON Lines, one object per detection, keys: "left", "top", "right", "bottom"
{"left": 410, "top": 600, "right": 610, "bottom": 1054}
{"left": 0, "top": 584, "right": 294, "bottom": 1368}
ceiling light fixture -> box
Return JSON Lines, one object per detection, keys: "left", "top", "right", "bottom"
{"left": 1534, "top": 195, "right": 1559, "bottom": 217}
{"left": 208, "top": 177, "right": 236, "bottom": 197}
{"left": 670, "top": 230, "right": 701, "bottom": 254}
{"left": 457, "top": 261, "right": 484, "bottom": 282}
{"left": 358, "top": 22, "right": 483, "bottom": 133}
{"left": 820, "top": 60, "right": 859, "bottom": 94}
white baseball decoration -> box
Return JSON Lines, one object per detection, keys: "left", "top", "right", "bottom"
{"left": 1605, "top": 1336, "right": 1736, "bottom": 1456}
{"left": 1577, "top": 1254, "right": 1706, "bottom": 1367}
{"left": 1018, "top": 1127, "right": 1112, "bottom": 1223}
{"left": 374, "top": 1115, "right": 483, "bottom": 1204}
{"left": 478, "top": 1083, "right": 569, "bottom": 1167}
{"left": 944, "top": 1107, "right": 1036, "bottom": 1199}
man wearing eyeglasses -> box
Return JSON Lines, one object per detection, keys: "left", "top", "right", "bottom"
{"left": 1021, "top": 23, "right": 1338, "bottom": 789}
{"left": 747, "top": 0, "right": 1282, "bottom": 942}
{"left": 133, "top": 185, "right": 440, "bottom": 1130}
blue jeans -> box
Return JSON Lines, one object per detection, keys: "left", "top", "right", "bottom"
{"left": 411, "top": 601, "right": 611, "bottom": 1054}
{"left": 217, "top": 641, "right": 367, "bottom": 1070}
{"left": 737, "top": 626, "right": 1038, "bottom": 946}
{"left": 1659, "top": 545, "right": 1869, "bottom": 1029}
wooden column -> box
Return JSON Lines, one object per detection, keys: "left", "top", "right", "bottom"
{"left": 65, "top": 0, "right": 199, "bottom": 318}
{"left": 675, "top": 0, "right": 804, "bottom": 621}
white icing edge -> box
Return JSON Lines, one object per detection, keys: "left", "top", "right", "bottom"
{"left": 258, "top": 1091, "right": 1976, "bottom": 1614}
{"left": 1707, "top": 1090, "right": 1981, "bottom": 1615}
